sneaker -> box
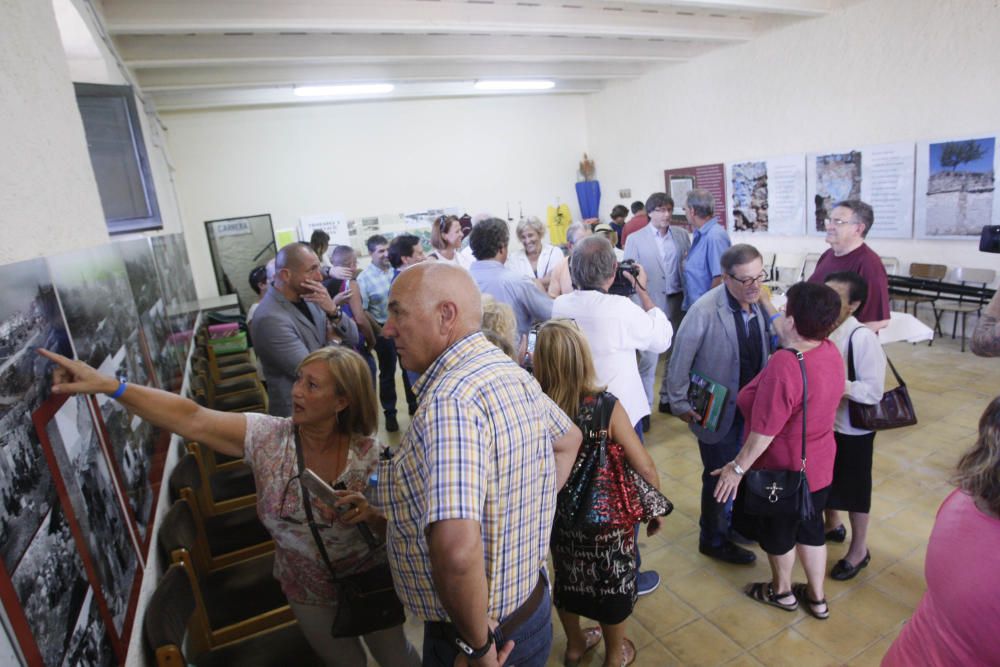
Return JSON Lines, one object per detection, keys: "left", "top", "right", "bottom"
{"left": 641, "top": 415, "right": 651, "bottom": 433}
{"left": 636, "top": 570, "right": 660, "bottom": 596}
{"left": 699, "top": 541, "right": 757, "bottom": 565}
{"left": 658, "top": 401, "right": 672, "bottom": 414}
{"left": 385, "top": 414, "right": 399, "bottom": 433}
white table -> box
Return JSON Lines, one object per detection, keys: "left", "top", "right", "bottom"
{"left": 878, "top": 311, "right": 935, "bottom": 345}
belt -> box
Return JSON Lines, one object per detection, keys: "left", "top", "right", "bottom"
{"left": 425, "top": 573, "right": 546, "bottom": 641}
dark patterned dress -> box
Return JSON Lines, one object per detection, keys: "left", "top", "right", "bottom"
{"left": 550, "top": 392, "right": 637, "bottom": 625}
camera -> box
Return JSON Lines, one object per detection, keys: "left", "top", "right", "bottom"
{"left": 980, "top": 225, "right": 1000, "bottom": 254}
{"left": 609, "top": 259, "right": 641, "bottom": 297}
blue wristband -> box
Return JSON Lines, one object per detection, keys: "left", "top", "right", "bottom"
{"left": 770, "top": 312, "right": 782, "bottom": 323}
{"left": 110, "top": 380, "right": 127, "bottom": 399}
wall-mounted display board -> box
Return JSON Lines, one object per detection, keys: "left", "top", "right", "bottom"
{"left": 665, "top": 163, "right": 727, "bottom": 229}
{"left": 116, "top": 238, "right": 179, "bottom": 391}
{"left": 0, "top": 259, "right": 119, "bottom": 666}
{"left": 150, "top": 234, "right": 199, "bottom": 345}
{"left": 299, "top": 213, "right": 349, "bottom": 249}
{"left": 915, "top": 135, "right": 998, "bottom": 239}
{"left": 807, "top": 143, "right": 915, "bottom": 239}
{"left": 49, "top": 245, "right": 163, "bottom": 555}
{"left": 726, "top": 155, "right": 806, "bottom": 234}
{"left": 205, "top": 214, "right": 276, "bottom": 313}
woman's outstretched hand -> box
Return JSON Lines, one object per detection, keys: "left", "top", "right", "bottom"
{"left": 37, "top": 348, "right": 118, "bottom": 396}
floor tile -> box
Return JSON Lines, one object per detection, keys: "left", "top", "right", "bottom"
{"left": 660, "top": 618, "right": 742, "bottom": 666}
{"left": 749, "top": 628, "right": 835, "bottom": 667}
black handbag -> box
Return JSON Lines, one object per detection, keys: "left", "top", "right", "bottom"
{"left": 742, "top": 349, "right": 816, "bottom": 520}
{"left": 847, "top": 328, "right": 917, "bottom": 431}
{"left": 294, "top": 431, "right": 406, "bottom": 638}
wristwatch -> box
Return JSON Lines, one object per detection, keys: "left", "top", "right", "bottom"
{"left": 455, "top": 628, "right": 494, "bottom": 660}
{"left": 327, "top": 307, "right": 342, "bottom": 321}
{"left": 731, "top": 461, "right": 745, "bottom": 476}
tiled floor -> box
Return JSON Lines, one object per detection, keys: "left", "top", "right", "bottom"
{"left": 380, "top": 326, "right": 999, "bottom": 666}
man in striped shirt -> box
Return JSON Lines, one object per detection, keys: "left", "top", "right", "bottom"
{"left": 375, "top": 262, "right": 581, "bottom": 667}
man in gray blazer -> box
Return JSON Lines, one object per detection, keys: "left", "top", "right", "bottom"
{"left": 665, "top": 244, "right": 771, "bottom": 565}
{"left": 250, "top": 242, "right": 359, "bottom": 417}
{"left": 624, "top": 192, "right": 691, "bottom": 423}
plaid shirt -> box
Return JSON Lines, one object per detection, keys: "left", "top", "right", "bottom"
{"left": 357, "top": 262, "right": 393, "bottom": 324}
{"left": 373, "top": 332, "right": 572, "bottom": 621}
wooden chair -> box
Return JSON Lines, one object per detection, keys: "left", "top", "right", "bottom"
{"left": 168, "top": 454, "right": 273, "bottom": 570}
{"left": 881, "top": 256, "right": 900, "bottom": 276}
{"left": 158, "top": 499, "right": 293, "bottom": 645}
{"left": 932, "top": 267, "right": 996, "bottom": 352}
{"left": 144, "top": 562, "right": 322, "bottom": 667}
{"left": 891, "top": 263, "right": 947, "bottom": 318}
{"left": 186, "top": 442, "right": 256, "bottom": 516}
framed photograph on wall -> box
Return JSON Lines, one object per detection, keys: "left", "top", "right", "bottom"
{"left": 726, "top": 154, "right": 806, "bottom": 235}
{"left": 665, "top": 163, "right": 727, "bottom": 229}
{"left": 33, "top": 392, "right": 140, "bottom": 659}
{"left": 915, "top": 134, "right": 999, "bottom": 239}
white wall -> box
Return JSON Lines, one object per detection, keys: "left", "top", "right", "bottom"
{"left": 585, "top": 0, "right": 1000, "bottom": 280}
{"left": 161, "top": 94, "right": 589, "bottom": 298}
{"left": 0, "top": 0, "right": 108, "bottom": 265}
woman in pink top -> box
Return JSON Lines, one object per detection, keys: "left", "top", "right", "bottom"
{"left": 883, "top": 396, "right": 1000, "bottom": 666}
{"left": 39, "top": 346, "right": 419, "bottom": 667}
{"left": 712, "top": 282, "right": 845, "bottom": 620}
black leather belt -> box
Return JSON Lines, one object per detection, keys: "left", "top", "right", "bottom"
{"left": 426, "top": 573, "right": 546, "bottom": 641}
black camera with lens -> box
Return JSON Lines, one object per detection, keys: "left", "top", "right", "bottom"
{"left": 609, "top": 259, "right": 641, "bottom": 297}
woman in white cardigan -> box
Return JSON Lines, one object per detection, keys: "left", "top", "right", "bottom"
{"left": 507, "top": 216, "right": 562, "bottom": 290}
{"left": 823, "top": 271, "right": 886, "bottom": 581}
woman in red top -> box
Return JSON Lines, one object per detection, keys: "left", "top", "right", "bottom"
{"left": 712, "top": 282, "right": 845, "bottom": 620}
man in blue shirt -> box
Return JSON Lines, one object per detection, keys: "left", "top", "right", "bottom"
{"left": 683, "top": 189, "right": 731, "bottom": 311}
{"left": 467, "top": 218, "right": 553, "bottom": 339}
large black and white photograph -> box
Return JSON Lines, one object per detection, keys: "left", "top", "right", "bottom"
{"left": 62, "top": 587, "right": 116, "bottom": 667}
{"left": 46, "top": 394, "right": 139, "bottom": 635}
{"left": 49, "top": 244, "right": 139, "bottom": 371}
{"left": 0, "top": 258, "right": 73, "bottom": 576}
{"left": 9, "top": 504, "right": 92, "bottom": 667}
{"left": 94, "top": 345, "right": 156, "bottom": 543}
{"left": 116, "top": 238, "right": 179, "bottom": 389}
{"left": 151, "top": 233, "right": 199, "bottom": 338}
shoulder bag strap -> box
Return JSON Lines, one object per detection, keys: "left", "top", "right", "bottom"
{"left": 294, "top": 428, "right": 339, "bottom": 582}
{"left": 846, "top": 326, "right": 865, "bottom": 382}
{"left": 884, "top": 354, "right": 906, "bottom": 388}
{"left": 787, "top": 348, "right": 807, "bottom": 471}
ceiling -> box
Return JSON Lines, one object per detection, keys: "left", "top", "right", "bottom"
{"left": 92, "top": 0, "right": 843, "bottom": 113}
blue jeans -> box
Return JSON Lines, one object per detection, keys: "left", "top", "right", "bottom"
{"left": 421, "top": 579, "right": 552, "bottom": 667}
{"left": 698, "top": 414, "right": 744, "bottom": 547}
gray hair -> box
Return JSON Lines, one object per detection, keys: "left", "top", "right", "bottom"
{"left": 720, "top": 243, "right": 762, "bottom": 273}
{"left": 685, "top": 188, "right": 715, "bottom": 219}
{"left": 516, "top": 216, "right": 546, "bottom": 241}
{"left": 570, "top": 236, "right": 617, "bottom": 290}
{"left": 833, "top": 199, "right": 875, "bottom": 237}
{"left": 330, "top": 244, "right": 355, "bottom": 267}
{"left": 565, "top": 221, "right": 591, "bottom": 246}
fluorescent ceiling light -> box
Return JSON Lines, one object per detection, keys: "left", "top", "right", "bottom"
{"left": 294, "top": 83, "right": 394, "bottom": 97}
{"left": 474, "top": 80, "right": 556, "bottom": 91}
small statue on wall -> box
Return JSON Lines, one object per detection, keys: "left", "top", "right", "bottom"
{"left": 579, "top": 153, "right": 595, "bottom": 181}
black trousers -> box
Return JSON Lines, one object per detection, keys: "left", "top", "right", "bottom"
{"left": 373, "top": 335, "right": 416, "bottom": 416}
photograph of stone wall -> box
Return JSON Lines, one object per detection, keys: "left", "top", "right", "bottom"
{"left": 730, "top": 161, "right": 768, "bottom": 232}
{"left": 924, "top": 137, "right": 995, "bottom": 236}
{"left": 814, "top": 151, "right": 862, "bottom": 231}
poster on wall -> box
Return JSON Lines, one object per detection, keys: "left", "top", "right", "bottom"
{"left": 39, "top": 393, "right": 142, "bottom": 639}
{"left": 150, "top": 233, "right": 200, "bottom": 346}
{"left": 726, "top": 154, "right": 806, "bottom": 235}
{"left": 914, "top": 134, "right": 998, "bottom": 239}
{"left": 49, "top": 245, "right": 162, "bottom": 552}
{"left": 665, "top": 163, "right": 727, "bottom": 229}
{"left": 0, "top": 259, "right": 73, "bottom": 580}
{"left": 116, "top": 238, "right": 179, "bottom": 391}
{"left": 807, "top": 142, "right": 915, "bottom": 238}
{"left": 299, "top": 213, "right": 350, "bottom": 249}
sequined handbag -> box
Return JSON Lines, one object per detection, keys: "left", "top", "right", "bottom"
{"left": 559, "top": 393, "right": 672, "bottom": 531}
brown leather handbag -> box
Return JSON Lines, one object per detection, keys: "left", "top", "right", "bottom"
{"left": 847, "top": 329, "right": 917, "bottom": 431}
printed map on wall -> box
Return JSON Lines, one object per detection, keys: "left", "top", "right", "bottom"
{"left": 915, "top": 134, "right": 998, "bottom": 239}
{"left": 807, "top": 143, "right": 915, "bottom": 239}
{"left": 726, "top": 154, "right": 806, "bottom": 235}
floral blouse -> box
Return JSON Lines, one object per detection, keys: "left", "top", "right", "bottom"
{"left": 243, "top": 413, "right": 385, "bottom": 605}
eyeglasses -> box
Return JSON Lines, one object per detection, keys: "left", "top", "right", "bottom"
{"left": 727, "top": 272, "right": 768, "bottom": 286}
{"left": 278, "top": 474, "right": 332, "bottom": 528}
{"left": 826, "top": 216, "right": 859, "bottom": 227}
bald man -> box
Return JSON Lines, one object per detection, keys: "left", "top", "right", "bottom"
{"left": 250, "top": 242, "right": 358, "bottom": 416}
{"left": 374, "top": 263, "right": 581, "bottom": 667}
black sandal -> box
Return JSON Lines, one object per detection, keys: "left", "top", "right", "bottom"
{"left": 744, "top": 582, "right": 798, "bottom": 612}
{"left": 792, "top": 582, "right": 830, "bottom": 619}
